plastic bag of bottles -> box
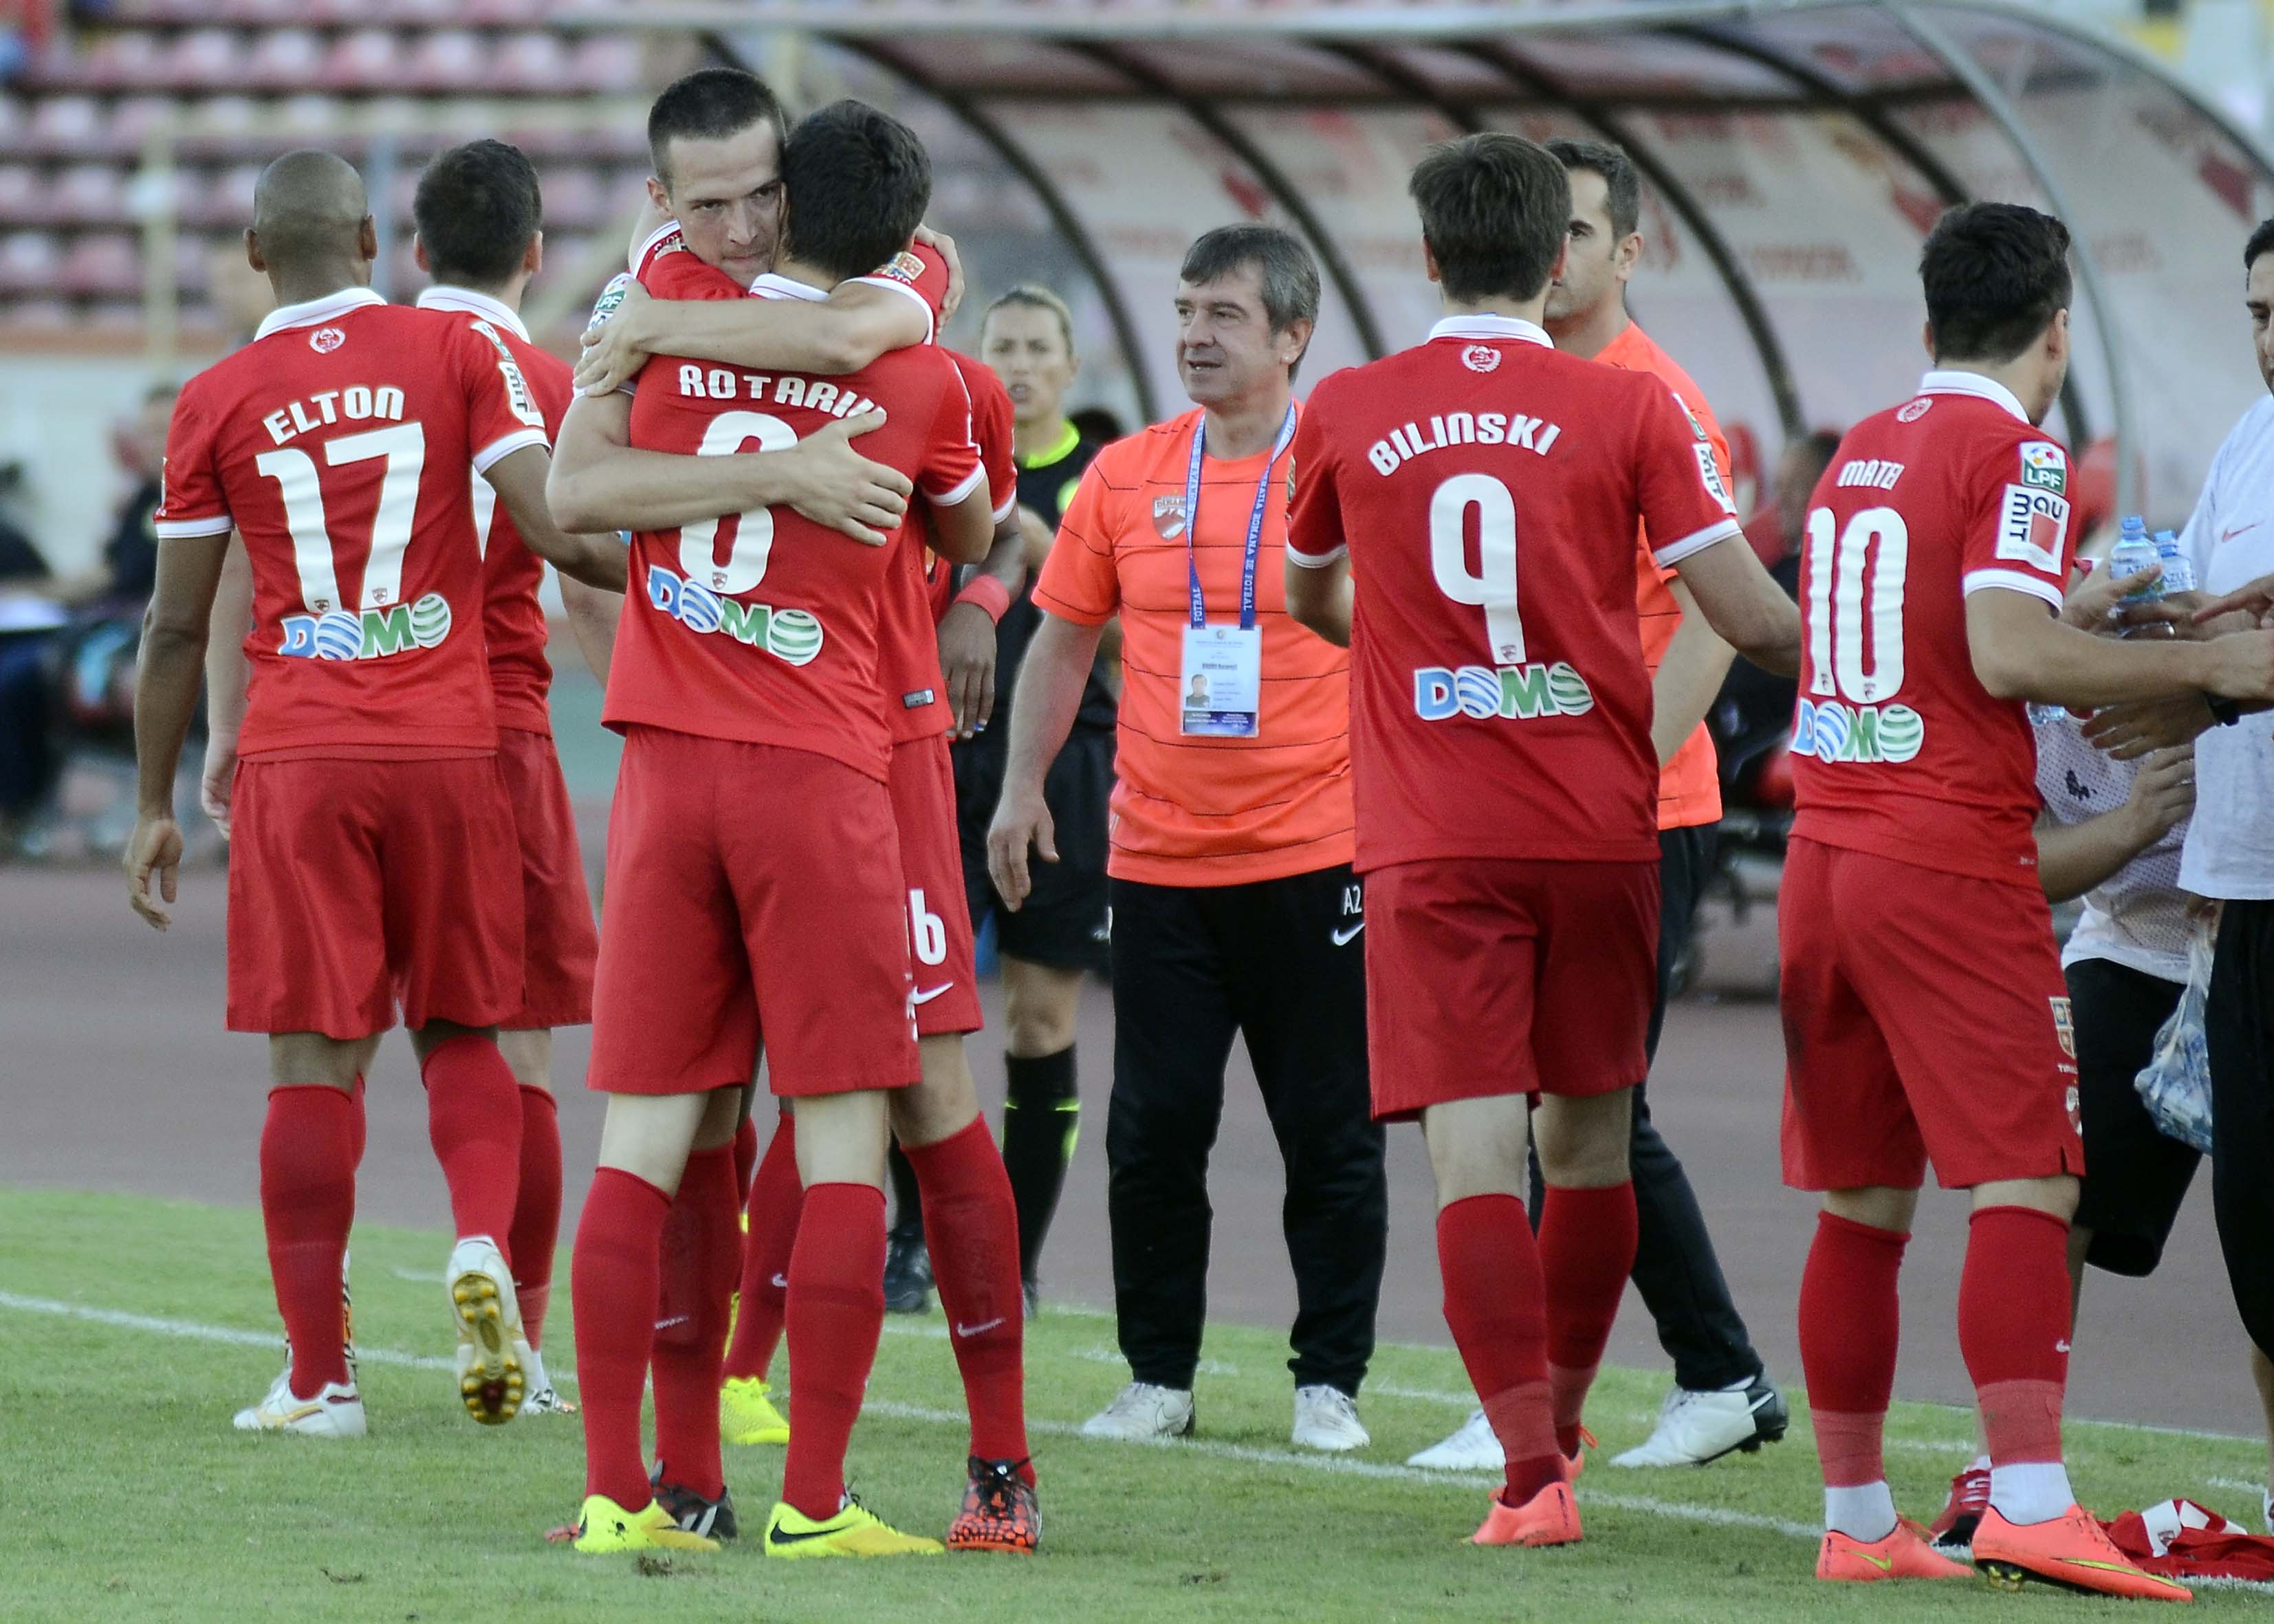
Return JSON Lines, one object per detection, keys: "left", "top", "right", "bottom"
{"left": 2134, "top": 921, "right": 2216, "bottom": 1154}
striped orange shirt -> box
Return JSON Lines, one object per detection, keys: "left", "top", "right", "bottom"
{"left": 1597, "top": 321, "right": 1732, "bottom": 831}
{"left": 1034, "top": 407, "right": 1353, "bottom": 886}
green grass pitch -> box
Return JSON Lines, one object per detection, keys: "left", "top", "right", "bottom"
{"left": 0, "top": 1185, "right": 2265, "bottom": 1622}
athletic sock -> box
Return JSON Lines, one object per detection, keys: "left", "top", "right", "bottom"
{"left": 723, "top": 1112, "right": 801, "bottom": 1384}
{"left": 732, "top": 1112, "right": 758, "bottom": 1200}
{"left": 652, "top": 1145, "right": 739, "bottom": 1500}
{"left": 261, "top": 1084, "right": 358, "bottom": 1396}
{"left": 886, "top": 1140, "right": 924, "bottom": 1238}
{"left": 907, "top": 1118, "right": 1032, "bottom": 1479}
{"left": 572, "top": 1167, "right": 669, "bottom": 1508}
{"left": 1962, "top": 1205, "right": 2075, "bottom": 1524}
{"left": 1538, "top": 1181, "right": 1638, "bottom": 1458}
{"left": 1797, "top": 1210, "right": 1908, "bottom": 1539}
{"left": 782, "top": 1182, "right": 887, "bottom": 1521}
{"left": 506, "top": 1086, "right": 560, "bottom": 1349}
{"left": 1000, "top": 1046, "right": 1079, "bottom": 1282}
{"left": 420, "top": 1033, "right": 521, "bottom": 1244}
{"left": 1436, "top": 1194, "right": 1562, "bottom": 1506}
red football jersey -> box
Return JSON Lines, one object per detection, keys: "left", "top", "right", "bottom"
{"left": 1791, "top": 370, "right": 2072, "bottom": 886}
{"left": 604, "top": 254, "right": 984, "bottom": 781}
{"left": 1285, "top": 314, "right": 1741, "bottom": 870}
{"left": 417, "top": 285, "right": 573, "bottom": 737}
{"left": 155, "top": 287, "right": 551, "bottom": 758}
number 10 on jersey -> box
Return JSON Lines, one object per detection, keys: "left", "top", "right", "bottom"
{"left": 1793, "top": 505, "right": 1925, "bottom": 765}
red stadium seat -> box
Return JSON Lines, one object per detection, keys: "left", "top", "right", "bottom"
{"left": 166, "top": 30, "right": 246, "bottom": 94}
{"left": 494, "top": 31, "right": 569, "bottom": 94}
{"left": 192, "top": 164, "right": 264, "bottom": 230}
{"left": 53, "top": 163, "right": 128, "bottom": 226}
{"left": 569, "top": 34, "right": 641, "bottom": 94}
{"left": 321, "top": 29, "right": 403, "bottom": 92}
{"left": 6, "top": 296, "right": 76, "bottom": 331}
{"left": 25, "top": 94, "right": 102, "bottom": 157}
{"left": 72, "top": 32, "right": 171, "bottom": 92}
{"left": 405, "top": 30, "right": 488, "bottom": 93}
{"left": 109, "top": 95, "right": 186, "bottom": 159}
{"left": 0, "top": 167, "right": 36, "bottom": 224}
{"left": 536, "top": 165, "right": 604, "bottom": 231}
{"left": 60, "top": 232, "right": 141, "bottom": 298}
{"left": 243, "top": 28, "right": 325, "bottom": 92}
{"left": 0, "top": 231, "right": 63, "bottom": 294}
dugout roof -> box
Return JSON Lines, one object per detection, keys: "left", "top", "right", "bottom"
{"left": 584, "top": 1, "right": 2274, "bottom": 523}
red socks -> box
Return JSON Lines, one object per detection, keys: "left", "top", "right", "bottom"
{"left": 507, "top": 1086, "right": 560, "bottom": 1348}
{"left": 724, "top": 1112, "right": 802, "bottom": 1384}
{"left": 1437, "top": 1194, "right": 1562, "bottom": 1505}
{"left": 1962, "top": 1205, "right": 2071, "bottom": 1465}
{"left": 261, "top": 1084, "right": 358, "bottom": 1396}
{"left": 1797, "top": 1210, "right": 1909, "bottom": 1488}
{"left": 572, "top": 1167, "right": 669, "bottom": 1507}
{"left": 421, "top": 1034, "right": 521, "bottom": 1245}
{"left": 651, "top": 1145, "right": 740, "bottom": 1499}
{"left": 908, "top": 1119, "right": 1031, "bottom": 1476}
{"left": 1538, "top": 1182, "right": 1638, "bottom": 1456}
{"left": 782, "top": 1182, "right": 887, "bottom": 1521}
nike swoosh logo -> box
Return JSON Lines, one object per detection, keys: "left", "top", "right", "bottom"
{"left": 767, "top": 1523, "right": 839, "bottom": 1548}
{"left": 1859, "top": 1552, "right": 1893, "bottom": 1572}
{"left": 955, "top": 1317, "right": 1005, "bottom": 1337}
{"left": 770, "top": 1273, "right": 788, "bottom": 1290}
{"left": 1330, "top": 923, "right": 1365, "bottom": 946}
{"left": 2222, "top": 523, "right": 2261, "bottom": 543}
{"left": 912, "top": 984, "right": 954, "bottom": 1005}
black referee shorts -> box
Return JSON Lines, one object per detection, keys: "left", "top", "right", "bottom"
{"left": 955, "top": 725, "right": 1113, "bottom": 976}
{"left": 2067, "top": 955, "right": 2196, "bottom": 1277}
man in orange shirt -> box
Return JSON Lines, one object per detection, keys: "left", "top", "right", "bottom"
{"left": 988, "top": 225, "right": 1386, "bottom": 1454}
{"left": 1408, "top": 138, "right": 1789, "bottom": 1475}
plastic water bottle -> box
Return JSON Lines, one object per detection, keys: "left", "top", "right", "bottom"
{"left": 2154, "top": 529, "right": 2196, "bottom": 594}
{"left": 2107, "top": 514, "right": 2163, "bottom": 602}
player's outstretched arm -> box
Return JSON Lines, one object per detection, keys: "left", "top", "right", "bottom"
{"left": 576, "top": 276, "right": 930, "bottom": 398}
{"left": 127, "top": 531, "right": 229, "bottom": 929}
{"left": 199, "top": 535, "right": 252, "bottom": 839}
{"left": 1283, "top": 549, "right": 1353, "bottom": 648}
{"left": 1969, "top": 586, "right": 2274, "bottom": 707}
{"left": 548, "top": 392, "right": 910, "bottom": 545}
{"left": 988, "top": 611, "right": 1105, "bottom": 910}
{"left": 1668, "top": 534, "right": 1800, "bottom": 677}
{"left": 2033, "top": 746, "right": 2194, "bottom": 903}
{"left": 483, "top": 446, "right": 626, "bottom": 593}
{"left": 1650, "top": 580, "right": 1738, "bottom": 765}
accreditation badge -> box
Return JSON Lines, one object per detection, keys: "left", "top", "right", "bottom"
{"left": 1179, "top": 624, "right": 1262, "bottom": 738}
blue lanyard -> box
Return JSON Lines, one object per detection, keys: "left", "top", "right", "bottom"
{"left": 1183, "top": 404, "right": 1298, "bottom": 633}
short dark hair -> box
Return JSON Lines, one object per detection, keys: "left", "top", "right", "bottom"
{"left": 778, "top": 100, "right": 932, "bottom": 283}
{"left": 413, "top": 140, "right": 540, "bottom": 289}
{"left": 1546, "top": 137, "right": 1641, "bottom": 241}
{"left": 1177, "top": 224, "right": 1320, "bottom": 377}
{"left": 1408, "top": 133, "right": 1571, "bottom": 305}
{"left": 1919, "top": 202, "right": 2073, "bottom": 363}
{"left": 2246, "top": 217, "right": 2274, "bottom": 274}
{"left": 647, "top": 67, "right": 789, "bottom": 188}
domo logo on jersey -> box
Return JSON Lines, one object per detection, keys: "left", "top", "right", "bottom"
{"left": 278, "top": 593, "right": 451, "bottom": 661}
{"left": 646, "top": 564, "right": 824, "bottom": 666}
{"left": 1791, "top": 696, "right": 1924, "bottom": 764}
{"left": 1414, "top": 662, "right": 1593, "bottom": 721}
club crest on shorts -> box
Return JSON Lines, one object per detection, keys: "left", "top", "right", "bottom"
{"left": 1461, "top": 344, "right": 1502, "bottom": 375}
{"left": 2066, "top": 1084, "right": 2083, "bottom": 1137}
{"left": 2049, "top": 996, "right": 2075, "bottom": 1059}
{"left": 1152, "top": 493, "right": 1188, "bottom": 540}
{"left": 309, "top": 327, "right": 346, "bottom": 354}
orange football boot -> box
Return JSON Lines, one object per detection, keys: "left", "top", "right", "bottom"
{"left": 1817, "top": 1518, "right": 1973, "bottom": 1582}
{"left": 1471, "top": 1480, "right": 1582, "bottom": 1548}
{"left": 1971, "top": 1505, "right": 2192, "bottom": 1603}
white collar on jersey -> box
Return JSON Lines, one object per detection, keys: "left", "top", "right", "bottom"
{"left": 254, "top": 284, "right": 386, "bottom": 341}
{"left": 1428, "top": 314, "right": 1553, "bottom": 349}
{"left": 750, "top": 272, "right": 828, "bottom": 303}
{"left": 415, "top": 285, "right": 529, "bottom": 342}
{"left": 1918, "top": 369, "right": 2030, "bottom": 424}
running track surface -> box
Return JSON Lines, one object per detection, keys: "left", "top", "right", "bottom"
{"left": 7, "top": 855, "right": 2262, "bottom": 1442}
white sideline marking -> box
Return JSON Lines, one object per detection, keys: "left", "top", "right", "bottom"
{"left": 0, "top": 1291, "right": 453, "bottom": 1372}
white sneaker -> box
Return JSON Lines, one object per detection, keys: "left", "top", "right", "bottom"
{"left": 1407, "top": 1407, "right": 1502, "bottom": 1471}
{"left": 2262, "top": 1487, "right": 2272, "bottom": 1536}
{"left": 446, "top": 1235, "right": 529, "bottom": 1425}
{"left": 1608, "top": 1374, "right": 1789, "bottom": 1468}
{"left": 1291, "top": 1385, "right": 1368, "bottom": 1452}
{"left": 519, "top": 1343, "right": 575, "bottom": 1416}
{"left": 232, "top": 1368, "right": 366, "bottom": 1437}
{"left": 1080, "top": 1381, "right": 1194, "bottom": 1440}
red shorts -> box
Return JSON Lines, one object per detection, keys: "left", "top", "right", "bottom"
{"left": 588, "top": 727, "right": 920, "bottom": 1099}
{"left": 497, "top": 727, "right": 596, "bottom": 1029}
{"left": 1778, "top": 838, "right": 2084, "bottom": 1192}
{"left": 890, "top": 733, "right": 981, "bottom": 1037}
{"left": 1365, "top": 857, "right": 1657, "bottom": 1123}
{"left": 226, "top": 754, "right": 522, "bottom": 1039}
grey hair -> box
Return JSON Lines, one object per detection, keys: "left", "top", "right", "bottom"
{"left": 1179, "top": 224, "right": 1320, "bottom": 380}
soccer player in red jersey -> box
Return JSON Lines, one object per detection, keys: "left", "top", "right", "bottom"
{"left": 404, "top": 138, "right": 599, "bottom": 1418}
{"left": 545, "top": 94, "right": 994, "bottom": 1559}
{"left": 1281, "top": 133, "right": 1802, "bottom": 1549}
{"left": 1778, "top": 203, "right": 2274, "bottom": 1599}
{"left": 124, "top": 150, "right": 623, "bottom": 1436}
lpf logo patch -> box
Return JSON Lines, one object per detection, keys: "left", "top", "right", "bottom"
{"left": 309, "top": 327, "right": 346, "bottom": 354}
{"left": 2049, "top": 996, "right": 2075, "bottom": 1058}
{"left": 1461, "top": 344, "right": 1502, "bottom": 374}
{"left": 2019, "top": 440, "right": 2068, "bottom": 494}
{"left": 1896, "top": 397, "right": 1933, "bottom": 424}
{"left": 1152, "top": 493, "right": 1188, "bottom": 540}
{"left": 875, "top": 250, "right": 924, "bottom": 287}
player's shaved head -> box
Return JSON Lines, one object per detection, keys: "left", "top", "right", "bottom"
{"left": 250, "top": 150, "right": 373, "bottom": 276}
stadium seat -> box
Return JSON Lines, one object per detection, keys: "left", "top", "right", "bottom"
{"left": 109, "top": 95, "right": 186, "bottom": 158}
{"left": 166, "top": 31, "right": 247, "bottom": 94}
{"left": 0, "top": 230, "right": 63, "bottom": 294}
{"left": 189, "top": 163, "right": 264, "bottom": 229}
{"left": 244, "top": 28, "right": 325, "bottom": 92}
{"left": 70, "top": 32, "right": 170, "bottom": 92}
{"left": 53, "top": 163, "right": 128, "bottom": 226}
{"left": 495, "top": 30, "right": 570, "bottom": 94}
{"left": 569, "top": 34, "right": 642, "bottom": 94}
{"left": 406, "top": 30, "right": 488, "bottom": 92}
{"left": 61, "top": 234, "right": 142, "bottom": 298}
{"left": 25, "top": 94, "right": 102, "bottom": 157}
{"left": 321, "top": 30, "right": 404, "bottom": 91}
{"left": 0, "top": 167, "right": 35, "bottom": 223}
{"left": 537, "top": 165, "right": 604, "bottom": 231}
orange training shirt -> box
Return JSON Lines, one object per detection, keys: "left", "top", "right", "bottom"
{"left": 1034, "top": 407, "right": 1353, "bottom": 886}
{"left": 1595, "top": 320, "right": 1731, "bottom": 831}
